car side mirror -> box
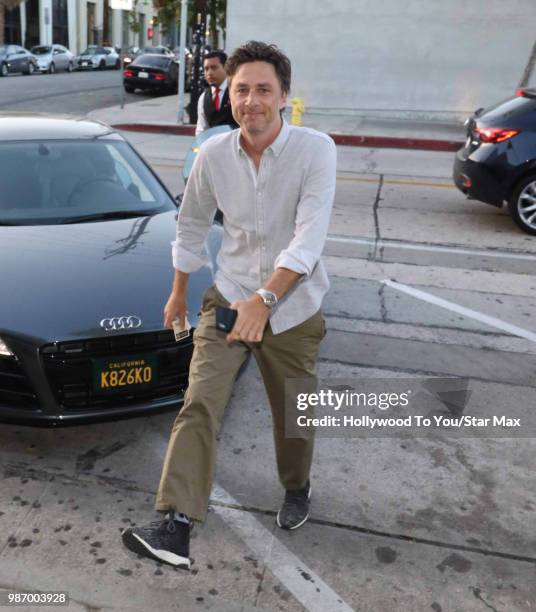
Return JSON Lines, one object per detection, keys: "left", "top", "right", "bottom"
{"left": 175, "top": 194, "right": 183, "bottom": 208}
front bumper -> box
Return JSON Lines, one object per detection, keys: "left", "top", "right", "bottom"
{"left": 0, "top": 329, "right": 193, "bottom": 427}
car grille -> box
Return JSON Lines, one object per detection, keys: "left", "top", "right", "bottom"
{"left": 40, "top": 330, "right": 193, "bottom": 412}
{"left": 0, "top": 357, "right": 39, "bottom": 410}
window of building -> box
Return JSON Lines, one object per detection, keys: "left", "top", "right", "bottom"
{"left": 4, "top": 5, "right": 21, "bottom": 45}
{"left": 52, "top": 0, "right": 68, "bottom": 47}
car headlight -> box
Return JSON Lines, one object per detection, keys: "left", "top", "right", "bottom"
{"left": 0, "top": 337, "right": 14, "bottom": 358}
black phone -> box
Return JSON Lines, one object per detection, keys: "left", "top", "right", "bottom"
{"left": 216, "top": 306, "right": 238, "bottom": 333}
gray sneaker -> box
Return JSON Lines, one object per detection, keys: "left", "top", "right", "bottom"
{"left": 121, "top": 517, "right": 191, "bottom": 569}
{"left": 276, "top": 480, "right": 311, "bottom": 530}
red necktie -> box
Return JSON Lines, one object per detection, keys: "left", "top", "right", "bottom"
{"left": 213, "top": 87, "right": 220, "bottom": 111}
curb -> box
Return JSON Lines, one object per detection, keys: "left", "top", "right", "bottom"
{"left": 111, "top": 123, "right": 463, "bottom": 152}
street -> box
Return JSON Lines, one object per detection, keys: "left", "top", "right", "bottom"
{"left": 0, "top": 79, "right": 535, "bottom": 611}
{"left": 0, "top": 69, "right": 151, "bottom": 114}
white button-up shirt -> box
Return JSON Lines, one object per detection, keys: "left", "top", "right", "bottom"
{"left": 172, "top": 120, "right": 337, "bottom": 334}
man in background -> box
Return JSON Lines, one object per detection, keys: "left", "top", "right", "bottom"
{"left": 195, "top": 50, "right": 239, "bottom": 134}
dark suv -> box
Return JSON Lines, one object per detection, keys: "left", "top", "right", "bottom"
{"left": 453, "top": 88, "right": 536, "bottom": 235}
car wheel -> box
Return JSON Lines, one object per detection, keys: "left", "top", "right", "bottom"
{"left": 99, "top": 60, "right": 105, "bottom": 70}
{"left": 67, "top": 61, "right": 73, "bottom": 73}
{"left": 115, "top": 59, "right": 121, "bottom": 69}
{"left": 508, "top": 173, "right": 536, "bottom": 235}
{"left": 48, "top": 62, "right": 55, "bottom": 74}
{"left": 0, "top": 63, "right": 8, "bottom": 77}
{"left": 25, "top": 62, "right": 34, "bottom": 75}
{"left": 124, "top": 85, "right": 135, "bottom": 93}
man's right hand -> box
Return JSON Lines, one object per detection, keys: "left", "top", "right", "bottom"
{"left": 163, "top": 293, "right": 188, "bottom": 330}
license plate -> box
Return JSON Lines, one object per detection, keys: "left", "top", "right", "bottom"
{"left": 82, "top": 61, "right": 88, "bottom": 66}
{"left": 138, "top": 71, "right": 149, "bottom": 78}
{"left": 93, "top": 354, "right": 158, "bottom": 394}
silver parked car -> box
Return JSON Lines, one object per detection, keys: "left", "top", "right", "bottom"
{"left": 31, "top": 44, "right": 74, "bottom": 73}
{"left": 76, "top": 45, "right": 120, "bottom": 70}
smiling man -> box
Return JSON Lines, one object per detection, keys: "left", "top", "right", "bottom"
{"left": 122, "top": 41, "right": 337, "bottom": 569}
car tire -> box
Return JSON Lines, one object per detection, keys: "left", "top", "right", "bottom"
{"left": 124, "top": 85, "right": 135, "bottom": 93}
{"left": 508, "top": 173, "right": 536, "bottom": 235}
{"left": 67, "top": 61, "right": 73, "bottom": 73}
{"left": 115, "top": 59, "right": 121, "bottom": 69}
{"left": 0, "top": 62, "right": 8, "bottom": 77}
{"left": 48, "top": 62, "right": 55, "bottom": 74}
{"left": 25, "top": 62, "right": 34, "bottom": 75}
{"left": 99, "top": 60, "right": 105, "bottom": 70}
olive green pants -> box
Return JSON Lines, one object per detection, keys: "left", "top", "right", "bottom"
{"left": 155, "top": 285, "right": 325, "bottom": 522}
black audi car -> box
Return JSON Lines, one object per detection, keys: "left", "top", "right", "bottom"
{"left": 453, "top": 88, "right": 536, "bottom": 235}
{"left": 123, "top": 53, "right": 178, "bottom": 94}
{"left": 0, "top": 114, "right": 221, "bottom": 426}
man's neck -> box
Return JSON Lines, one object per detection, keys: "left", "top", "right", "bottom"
{"left": 241, "top": 118, "right": 283, "bottom": 161}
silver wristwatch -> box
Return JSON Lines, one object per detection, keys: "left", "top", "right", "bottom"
{"left": 255, "top": 288, "right": 278, "bottom": 309}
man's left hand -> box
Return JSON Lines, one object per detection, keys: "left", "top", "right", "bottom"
{"left": 226, "top": 295, "right": 270, "bottom": 343}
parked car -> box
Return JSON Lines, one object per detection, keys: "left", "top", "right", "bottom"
{"left": 0, "top": 44, "right": 37, "bottom": 76}
{"left": 453, "top": 88, "right": 536, "bottom": 235}
{"left": 0, "top": 113, "right": 221, "bottom": 426}
{"left": 31, "top": 44, "right": 74, "bottom": 73}
{"left": 141, "top": 45, "right": 175, "bottom": 57}
{"left": 123, "top": 54, "right": 179, "bottom": 94}
{"left": 121, "top": 45, "right": 141, "bottom": 66}
{"left": 75, "top": 45, "right": 120, "bottom": 70}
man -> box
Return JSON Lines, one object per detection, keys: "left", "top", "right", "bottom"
{"left": 122, "top": 41, "right": 337, "bottom": 569}
{"left": 195, "top": 50, "right": 239, "bottom": 134}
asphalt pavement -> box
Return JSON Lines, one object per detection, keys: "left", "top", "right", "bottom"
{"left": 0, "top": 97, "right": 535, "bottom": 612}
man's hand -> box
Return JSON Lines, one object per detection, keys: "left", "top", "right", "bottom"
{"left": 226, "top": 295, "right": 270, "bottom": 343}
{"left": 164, "top": 293, "right": 188, "bottom": 329}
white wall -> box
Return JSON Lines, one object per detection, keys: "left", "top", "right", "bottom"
{"left": 227, "top": 0, "right": 536, "bottom": 120}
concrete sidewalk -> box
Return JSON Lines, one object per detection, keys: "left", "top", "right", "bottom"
{"left": 88, "top": 94, "right": 466, "bottom": 152}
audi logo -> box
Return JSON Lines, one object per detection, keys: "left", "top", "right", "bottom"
{"left": 100, "top": 316, "right": 142, "bottom": 331}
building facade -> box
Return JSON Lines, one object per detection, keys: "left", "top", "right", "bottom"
{"left": 227, "top": 0, "right": 536, "bottom": 120}
{"left": 2, "top": 0, "right": 161, "bottom": 53}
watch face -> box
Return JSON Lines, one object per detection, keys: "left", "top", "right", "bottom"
{"left": 265, "top": 293, "right": 277, "bottom": 306}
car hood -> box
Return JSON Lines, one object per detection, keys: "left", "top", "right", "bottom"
{"left": 0, "top": 211, "right": 218, "bottom": 345}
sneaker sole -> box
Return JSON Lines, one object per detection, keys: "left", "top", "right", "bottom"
{"left": 121, "top": 528, "right": 191, "bottom": 569}
{"left": 276, "top": 484, "right": 312, "bottom": 530}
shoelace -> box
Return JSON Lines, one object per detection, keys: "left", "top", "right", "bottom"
{"left": 147, "top": 518, "right": 178, "bottom": 533}
{"left": 284, "top": 489, "right": 307, "bottom": 505}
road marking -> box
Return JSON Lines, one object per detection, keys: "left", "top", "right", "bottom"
{"left": 211, "top": 484, "right": 355, "bottom": 612}
{"left": 326, "top": 235, "right": 536, "bottom": 262}
{"left": 336, "top": 175, "right": 454, "bottom": 188}
{"left": 383, "top": 279, "right": 536, "bottom": 343}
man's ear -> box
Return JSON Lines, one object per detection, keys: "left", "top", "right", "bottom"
{"left": 280, "top": 92, "right": 288, "bottom": 111}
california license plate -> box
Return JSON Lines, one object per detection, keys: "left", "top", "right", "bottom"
{"left": 93, "top": 354, "right": 158, "bottom": 394}
{"left": 138, "top": 71, "right": 149, "bottom": 78}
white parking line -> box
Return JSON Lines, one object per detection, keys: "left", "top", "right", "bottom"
{"left": 211, "top": 485, "right": 355, "bottom": 612}
{"left": 383, "top": 279, "right": 536, "bottom": 343}
{"left": 327, "top": 235, "right": 536, "bottom": 261}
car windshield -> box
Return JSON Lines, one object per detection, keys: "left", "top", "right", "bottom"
{"left": 0, "top": 45, "right": 8, "bottom": 54}
{"left": 0, "top": 139, "right": 175, "bottom": 225}
{"left": 133, "top": 54, "right": 171, "bottom": 68}
{"left": 32, "top": 46, "right": 52, "bottom": 55}
{"left": 82, "top": 48, "right": 100, "bottom": 55}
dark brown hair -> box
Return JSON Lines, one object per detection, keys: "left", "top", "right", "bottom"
{"left": 225, "top": 41, "right": 291, "bottom": 94}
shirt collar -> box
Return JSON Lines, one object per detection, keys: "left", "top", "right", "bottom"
{"left": 212, "top": 79, "right": 227, "bottom": 95}
{"left": 236, "top": 118, "right": 290, "bottom": 158}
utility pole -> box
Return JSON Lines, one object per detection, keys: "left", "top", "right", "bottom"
{"left": 177, "top": 0, "right": 188, "bottom": 123}
{"left": 187, "top": 0, "right": 207, "bottom": 125}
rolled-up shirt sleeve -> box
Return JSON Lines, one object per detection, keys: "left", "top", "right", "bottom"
{"left": 274, "top": 136, "right": 337, "bottom": 278}
{"left": 171, "top": 146, "right": 218, "bottom": 273}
